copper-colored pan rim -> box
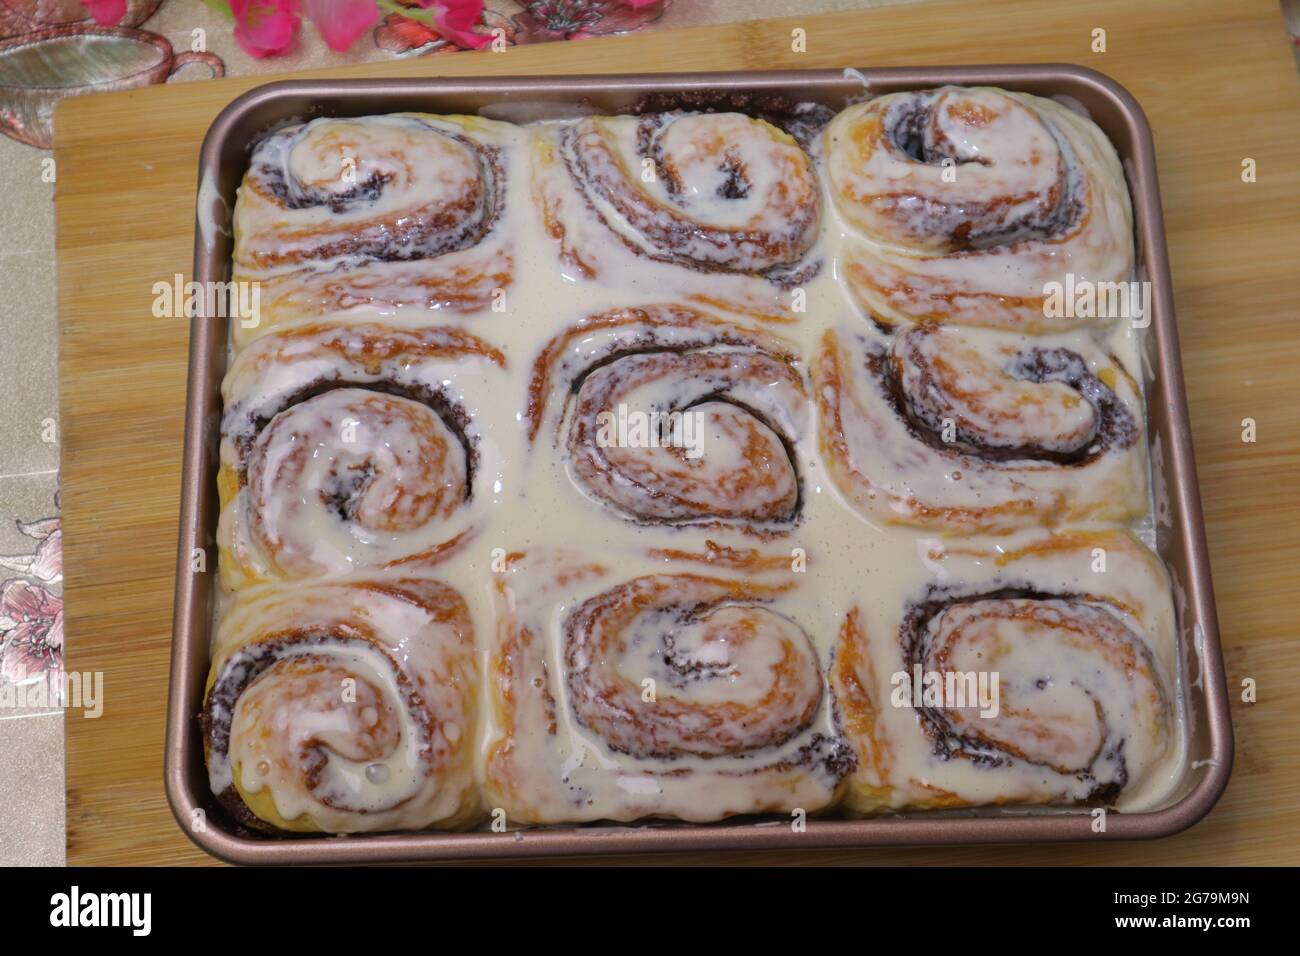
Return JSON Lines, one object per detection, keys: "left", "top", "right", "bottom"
{"left": 166, "top": 64, "right": 1233, "bottom": 865}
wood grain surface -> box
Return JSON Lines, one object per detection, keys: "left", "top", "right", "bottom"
{"left": 55, "top": 0, "right": 1300, "bottom": 866}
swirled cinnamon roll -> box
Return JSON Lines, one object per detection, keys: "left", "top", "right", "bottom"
{"left": 201, "top": 577, "right": 480, "bottom": 833}
{"left": 483, "top": 548, "right": 851, "bottom": 824}
{"left": 532, "top": 110, "right": 822, "bottom": 318}
{"left": 526, "top": 304, "right": 809, "bottom": 532}
{"left": 815, "top": 324, "right": 1146, "bottom": 534}
{"left": 825, "top": 87, "right": 1134, "bottom": 331}
{"left": 232, "top": 114, "right": 514, "bottom": 349}
{"left": 217, "top": 321, "right": 505, "bottom": 591}
{"left": 831, "top": 531, "right": 1178, "bottom": 813}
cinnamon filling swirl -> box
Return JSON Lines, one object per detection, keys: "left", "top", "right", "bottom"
{"left": 240, "top": 115, "right": 504, "bottom": 270}
{"left": 218, "top": 323, "right": 504, "bottom": 584}
{"left": 814, "top": 324, "right": 1146, "bottom": 533}
{"left": 564, "top": 575, "right": 822, "bottom": 759}
{"left": 825, "top": 86, "right": 1134, "bottom": 331}
{"left": 568, "top": 350, "right": 803, "bottom": 524}
{"left": 873, "top": 89, "right": 1081, "bottom": 253}
{"left": 528, "top": 306, "right": 807, "bottom": 530}
{"left": 553, "top": 111, "right": 821, "bottom": 283}
{"left": 202, "top": 578, "right": 479, "bottom": 834}
{"left": 900, "top": 586, "right": 1169, "bottom": 803}
{"left": 204, "top": 632, "right": 435, "bottom": 828}
{"left": 829, "top": 532, "right": 1178, "bottom": 813}
{"left": 876, "top": 326, "right": 1137, "bottom": 465}
{"left": 483, "top": 551, "right": 851, "bottom": 824}
{"left": 244, "top": 389, "right": 470, "bottom": 577}
{"left": 230, "top": 114, "right": 515, "bottom": 346}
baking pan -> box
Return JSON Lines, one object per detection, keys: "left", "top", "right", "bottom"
{"left": 166, "top": 65, "right": 1233, "bottom": 864}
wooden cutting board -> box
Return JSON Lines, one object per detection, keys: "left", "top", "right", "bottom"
{"left": 57, "top": 0, "right": 1300, "bottom": 866}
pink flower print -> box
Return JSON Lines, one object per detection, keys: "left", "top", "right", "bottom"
{"left": 0, "top": 579, "right": 63, "bottom": 684}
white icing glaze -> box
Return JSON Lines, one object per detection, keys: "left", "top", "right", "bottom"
{"left": 212, "top": 97, "right": 1184, "bottom": 830}
{"left": 196, "top": 167, "right": 229, "bottom": 255}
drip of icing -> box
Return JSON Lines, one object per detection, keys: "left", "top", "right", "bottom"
{"left": 196, "top": 168, "right": 230, "bottom": 255}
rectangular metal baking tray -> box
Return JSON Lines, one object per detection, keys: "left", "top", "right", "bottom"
{"left": 167, "top": 65, "right": 1233, "bottom": 864}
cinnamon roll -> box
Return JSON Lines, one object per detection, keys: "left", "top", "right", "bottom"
{"left": 483, "top": 547, "right": 850, "bottom": 824}
{"left": 232, "top": 114, "right": 514, "bottom": 349}
{"left": 532, "top": 110, "right": 822, "bottom": 319}
{"left": 201, "top": 577, "right": 480, "bottom": 833}
{"left": 526, "top": 304, "right": 809, "bottom": 532}
{"left": 825, "top": 87, "right": 1134, "bottom": 331}
{"left": 831, "top": 531, "right": 1178, "bottom": 812}
{"left": 217, "top": 321, "right": 505, "bottom": 591}
{"left": 814, "top": 324, "right": 1146, "bottom": 534}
